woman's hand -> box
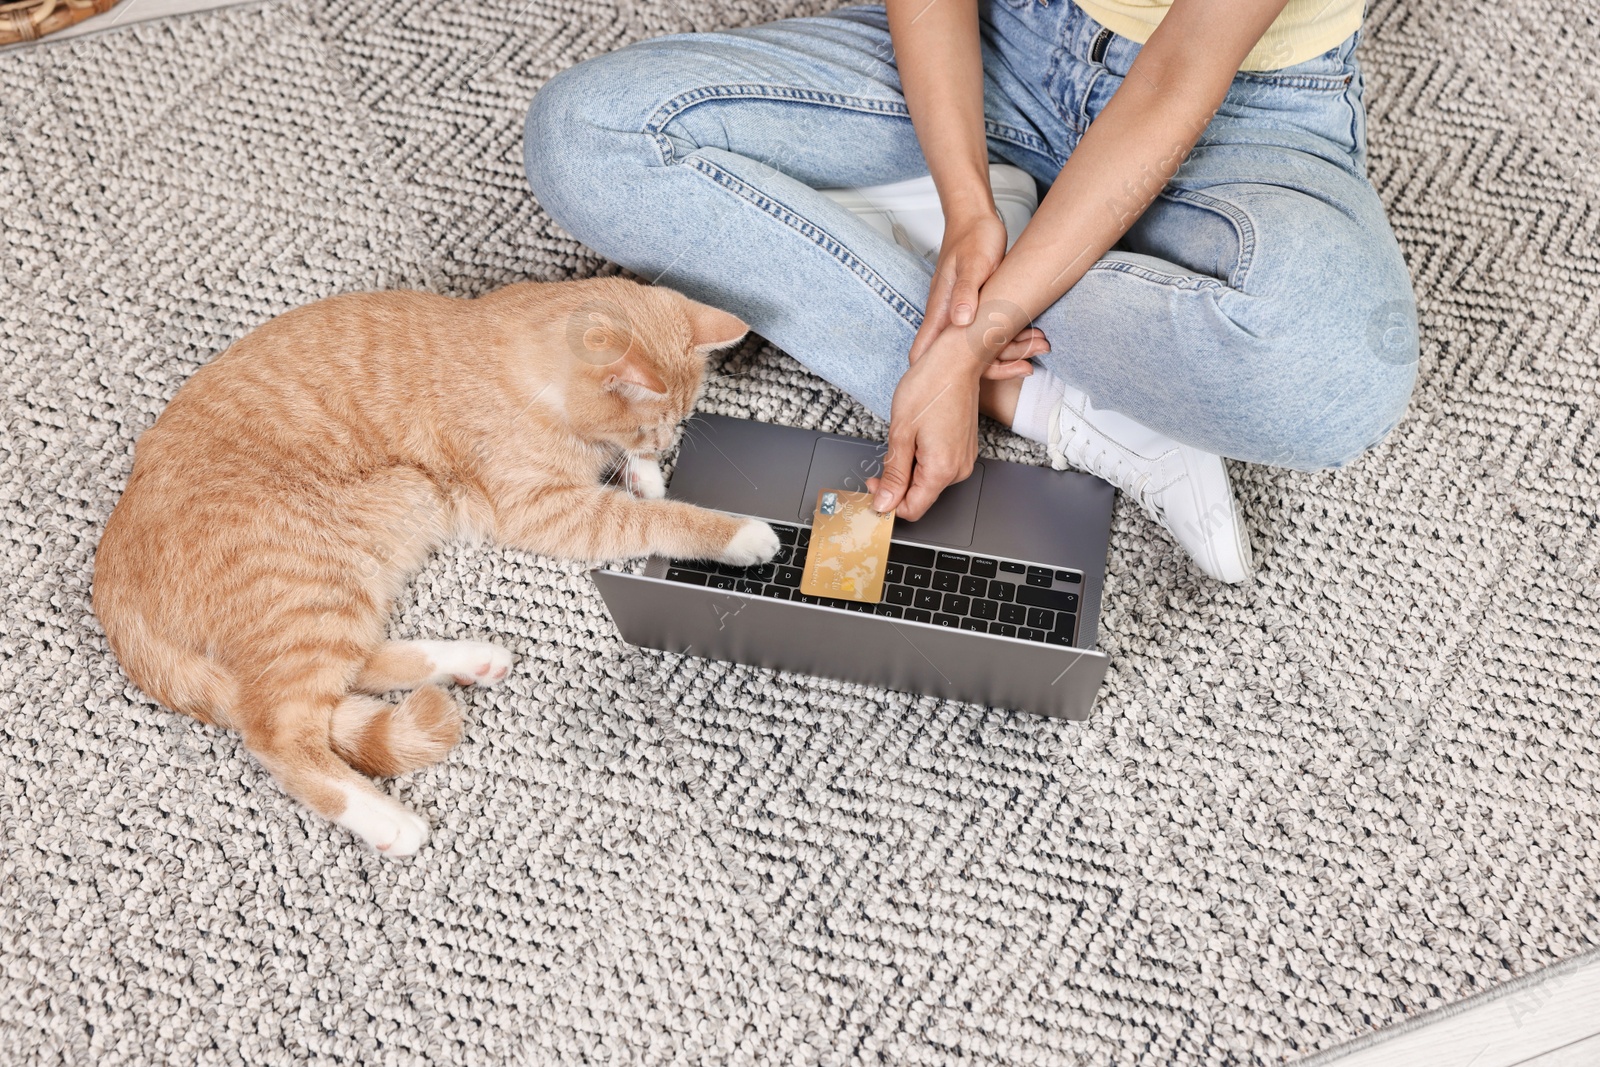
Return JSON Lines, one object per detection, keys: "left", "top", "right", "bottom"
{"left": 869, "top": 325, "right": 985, "bottom": 521}
{"left": 873, "top": 294, "right": 1051, "bottom": 519}
{"left": 909, "top": 208, "right": 1005, "bottom": 363}
{"left": 909, "top": 208, "right": 1051, "bottom": 381}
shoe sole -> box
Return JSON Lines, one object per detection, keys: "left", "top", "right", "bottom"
{"left": 820, "top": 164, "right": 1039, "bottom": 256}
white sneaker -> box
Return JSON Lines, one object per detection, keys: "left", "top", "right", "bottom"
{"left": 1047, "top": 383, "right": 1256, "bottom": 584}
{"left": 820, "top": 163, "right": 1039, "bottom": 262}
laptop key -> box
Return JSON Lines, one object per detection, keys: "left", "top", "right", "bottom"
{"left": 999, "top": 561, "right": 1026, "bottom": 574}
{"left": 988, "top": 581, "right": 1015, "bottom": 603}
{"left": 888, "top": 543, "right": 936, "bottom": 567}
{"left": 942, "top": 593, "right": 970, "bottom": 615}
{"left": 1015, "top": 586, "right": 1080, "bottom": 613}
{"left": 998, "top": 603, "right": 1027, "bottom": 625}
{"left": 708, "top": 574, "right": 737, "bottom": 590}
{"left": 905, "top": 608, "right": 932, "bottom": 623}
{"left": 1052, "top": 611, "right": 1077, "bottom": 634}
{"left": 875, "top": 603, "right": 904, "bottom": 618}
{"left": 776, "top": 565, "right": 804, "bottom": 586}
{"left": 886, "top": 585, "right": 914, "bottom": 607}
{"left": 970, "top": 599, "right": 998, "bottom": 621}
{"left": 846, "top": 601, "right": 871, "bottom": 613}
{"left": 736, "top": 580, "right": 763, "bottom": 595}
{"left": 904, "top": 566, "right": 932, "bottom": 588}
{"left": 1025, "top": 572, "right": 1053, "bottom": 588}
{"left": 932, "top": 571, "right": 961, "bottom": 593}
{"left": 913, "top": 589, "right": 942, "bottom": 611}
{"left": 665, "top": 568, "right": 708, "bottom": 585}
{"left": 1055, "top": 569, "right": 1080, "bottom": 583}
{"left": 1027, "top": 565, "right": 1054, "bottom": 580}
{"left": 935, "top": 552, "right": 970, "bottom": 574}
{"left": 990, "top": 622, "right": 1017, "bottom": 638}
{"left": 752, "top": 564, "right": 776, "bottom": 582}
{"left": 772, "top": 545, "right": 793, "bottom": 565}
{"left": 959, "top": 617, "right": 988, "bottom": 633}
{"left": 883, "top": 562, "right": 903, "bottom": 584}
{"left": 1045, "top": 630, "right": 1074, "bottom": 646}
{"left": 765, "top": 585, "right": 792, "bottom": 600}
{"left": 932, "top": 613, "right": 961, "bottom": 628}
{"left": 970, "top": 557, "right": 998, "bottom": 579}
{"left": 796, "top": 528, "right": 811, "bottom": 548}
{"left": 1018, "top": 627, "right": 1046, "bottom": 642}
{"left": 774, "top": 525, "right": 797, "bottom": 545}
{"left": 1027, "top": 607, "right": 1054, "bottom": 630}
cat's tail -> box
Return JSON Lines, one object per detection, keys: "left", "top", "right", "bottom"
{"left": 329, "top": 687, "right": 463, "bottom": 778}
{"left": 234, "top": 685, "right": 433, "bottom": 856}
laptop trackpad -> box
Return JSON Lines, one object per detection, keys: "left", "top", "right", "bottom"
{"left": 797, "top": 438, "right": 983, "bottom": 547}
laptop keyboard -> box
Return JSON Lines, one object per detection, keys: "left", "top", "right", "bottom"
{"left": 660, "top": 518, "right": 1081, "bottom": 647}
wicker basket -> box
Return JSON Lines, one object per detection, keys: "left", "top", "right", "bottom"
{"left": 1, "top": 0, "right": 121, "bottom": 45}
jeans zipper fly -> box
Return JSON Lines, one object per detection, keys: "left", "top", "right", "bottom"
{"left": 1090, "top": 27, "right": 1113, "bottom": 64}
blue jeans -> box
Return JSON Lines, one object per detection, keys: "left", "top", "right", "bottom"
{"left": 524, "top": 1, "right": 1419, "bottom": 470}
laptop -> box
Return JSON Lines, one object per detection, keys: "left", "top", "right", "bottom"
{"left": 591, "top": 414, "right": 1115, "bottom": 719}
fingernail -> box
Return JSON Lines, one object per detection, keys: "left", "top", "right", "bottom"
{"left": 873, "top": 490, "right": 892, "bottom": 511}
{"left": 953, "top": 304, "right": 973, "bottom": 326}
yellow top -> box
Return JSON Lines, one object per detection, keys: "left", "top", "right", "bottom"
{"left": 1071, "top": 0, "right": 1365, "bottom": 71}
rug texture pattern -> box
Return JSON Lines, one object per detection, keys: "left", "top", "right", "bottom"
{"left": 1, "top": 1, "right": 1597, "bottom": 1064}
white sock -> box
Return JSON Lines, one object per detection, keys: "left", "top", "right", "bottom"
{"left": 1011, "top": 368, "right": 1066, "bottom": 445}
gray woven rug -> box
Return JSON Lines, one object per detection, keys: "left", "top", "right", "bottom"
{"left": 2, "top": 1, "right": 1596, "bottom": 1063}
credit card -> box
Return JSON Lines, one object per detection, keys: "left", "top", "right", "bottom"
{"left": 799, "top": 489, "right": 895, "bottom": 603}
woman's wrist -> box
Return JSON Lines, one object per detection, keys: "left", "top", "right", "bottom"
{"left": 923, "top": 321, "right": 998, "bottom": 379}
{"left": 934, "top": 169, "right": 998, "bottom": 227}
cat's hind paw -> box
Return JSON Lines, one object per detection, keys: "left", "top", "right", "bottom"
{"left": 335, "top": 784, "right": 430, "bottom": 858}
{"left": 413, "top": 640, "right": 515, "bottom": 687}
{"left": 720, "top": 519, "right": 780, "bottom": 566}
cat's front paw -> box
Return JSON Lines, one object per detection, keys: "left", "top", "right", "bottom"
{"left": 720, "top": 519, "right": 781, "bottom": 566}
{"left": 414, "top": 640, "right": 514, "bottom": 687}
{"left": 625, "top": 455, "right": 666, "bottom": 500}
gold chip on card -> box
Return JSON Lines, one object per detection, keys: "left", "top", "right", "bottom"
{"left": 800, "top": 489, "right": 895, "bottom": 603}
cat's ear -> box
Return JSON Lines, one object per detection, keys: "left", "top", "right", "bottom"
{"left": 687, "top": 301, "right": 748, "bottom": 352}
{"left": 601, "top": 357, "right": 668, "bottom": 400}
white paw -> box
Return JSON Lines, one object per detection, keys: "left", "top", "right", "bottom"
{"left": 720, "top": 519, "right": 781, "bottom": 566}
{"left": 335, "top": 783, "right": 430, "bottom": 857}
{"left": 413, "top": 639, "right": 515, "bottom": 687}
{"left": 625, "top": 455, "right": 667, "bottom": 499}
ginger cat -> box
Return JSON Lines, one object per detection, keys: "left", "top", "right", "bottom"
{"left": 93, "top": 278, "right": 779, "bottom": 856}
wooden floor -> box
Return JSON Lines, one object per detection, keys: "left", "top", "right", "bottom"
{"left": 1302, "top": 952, "right": 1600, "bottom": 1067}
{"left": 1, "top": 0, "right": 260, "bottom": 50}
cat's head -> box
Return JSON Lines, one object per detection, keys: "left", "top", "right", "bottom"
{"left": 558, "top": 281, "right": 747, "bottom": 454}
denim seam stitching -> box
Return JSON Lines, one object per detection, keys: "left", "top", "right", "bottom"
{"left": 1231, "top": 72, "right": 1353, "bottom": 92}
{"left": 681, "top": 154, "right": 927, "bottom": 330}
{"left": 1158, "top": 187, "right": 1258, "bottom": 290}
{"left": 1073, "top": 67, "right": 1106, "bottom": 136}
{"left": 1092, "top": 258, "right": 1227, "bottom": 291}
{"left": 642, "top": 83, "right": 1053, "bottom": 163}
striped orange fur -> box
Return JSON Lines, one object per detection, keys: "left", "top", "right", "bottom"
{"left": 93, "top": 278, "right": 778, "bottom": 856}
